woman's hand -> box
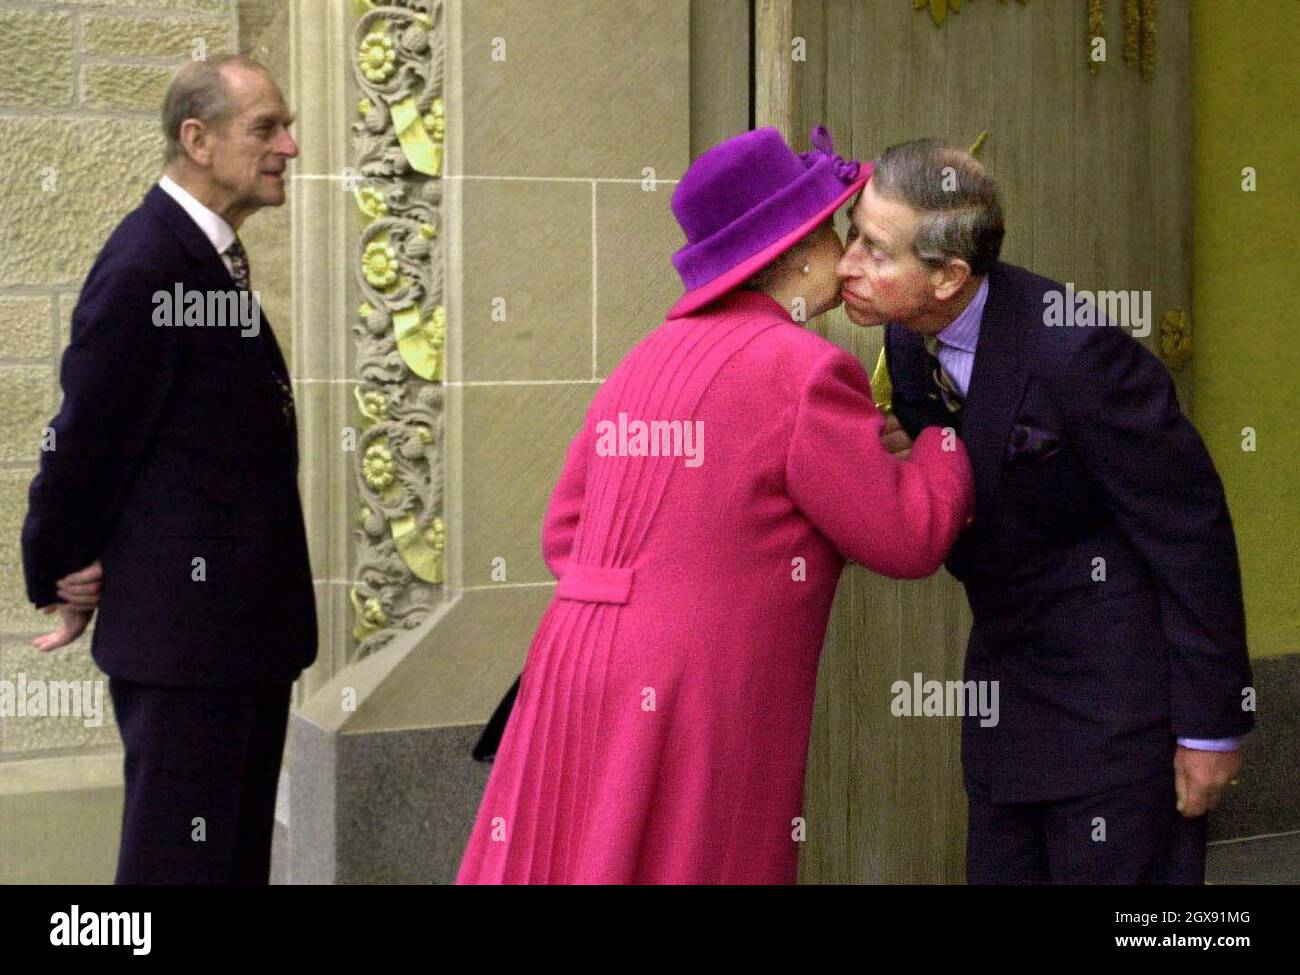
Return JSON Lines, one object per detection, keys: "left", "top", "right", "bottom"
{"left": 880, "top": 414, "right": 913, "bottom": 459}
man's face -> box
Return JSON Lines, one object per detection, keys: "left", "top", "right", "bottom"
{"left": 836, "top": 180, "right": 935, "bottom": 329}
{"left": 206, "top": 66, "right": 297, "bottom": 215}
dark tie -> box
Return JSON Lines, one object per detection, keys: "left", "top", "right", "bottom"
{"left": 225, "top": 237, "right": 295, "bottom": 430}
{"left": 225, "top": 236, "right": 251, "bottom": 291}
{"left": 922, "top": 335, "right": 964, "bottom": 416}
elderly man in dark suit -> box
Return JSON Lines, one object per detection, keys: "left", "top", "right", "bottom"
{"left": 838, "top": 140, "right": 1253, "bottom": 884}
{"left": 22, "top": 54, "right": 315, "bottom": 884}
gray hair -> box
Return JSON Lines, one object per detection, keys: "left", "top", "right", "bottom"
{"left": 870, "top": 139, "right": 1004, "bottom": 277}
{"left": 161, "top": 55, "right": 269, "bottom": 163}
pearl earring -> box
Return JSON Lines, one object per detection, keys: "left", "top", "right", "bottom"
{"left": 802, "top": 262, "right": 811, "bottom": 274}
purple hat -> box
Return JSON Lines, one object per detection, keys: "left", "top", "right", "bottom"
{"left": 667, "top": 126, "right": 871, "bottom": 318}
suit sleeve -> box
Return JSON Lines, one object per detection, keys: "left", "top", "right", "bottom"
{"left": 540, "top": 418, "right": 591, "bottom": 581}
{"left": 1059, "top": 328, "right": 1253, "bottom": 739}
{"left": 21, "top": 262, "right": 180, "bottom": 607}
{"left": 786, "top": 346, "right": 974, "bottom": 579}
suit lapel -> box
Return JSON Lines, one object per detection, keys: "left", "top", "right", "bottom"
{"left": 144, "top": 184, "right": 291, "bottom": 381}
{"left": 960, "top": 263, "right": 1029, "bottom": 525}
{"left": 144, "top": 184, "right": 231, "bottom": 285}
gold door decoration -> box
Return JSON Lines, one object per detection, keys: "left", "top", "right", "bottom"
{"left": 913, "top": 0, "right": 1027, "bottom": 30}
{"left": 1088, "top": 0, "right": 1157, "bottom": 78}
{"left": 1160, "top": 309, "right": 1191, "bottom": 371}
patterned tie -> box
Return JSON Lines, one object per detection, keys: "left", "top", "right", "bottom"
{"left": 225, "top": 236, "right": 251, "bottom": 291}
{"left": 923, "top": 335, "right": 964, "bottom": 415}
{"left": 225, "top": 237, "right": 295, "bottom": 430}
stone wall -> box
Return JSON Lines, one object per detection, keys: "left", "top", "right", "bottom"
{"left": 0, "top": 0, "right": 238, "bottom": 761}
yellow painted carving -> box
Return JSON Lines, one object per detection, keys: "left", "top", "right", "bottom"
{"left": 357, "top": 0, "right": 432, "bottom": 28}
{"left": 358, "top": 28, "right": 396, "bottom": 84}
{"left": 355, "top": 386, "right": 390, "bottom": 430}
{"left": 1160, "top": 308, "right": 1191, "bottom": 371}
{"left": 362, "top": 441, "right": 402, "bottom": 501}
{"left": 395, "top": 305, "right": 444, "bottom": 382}
{"left": 390, "top": 96, "right": 442, "bottom": 177}
{"left": 350, "top": 588, "right": 389, "bottom": 644}
{"left": 871, "top": 348, "right": 894, "bottom": 416}
{"left": 390, "top": 514, "right": 445, "bottom": 584}
{"left": 356, "top": 185, "right": 388, "bottom": 223}
{"left": 362, "top": 233, "right": 400, "bottom": 289}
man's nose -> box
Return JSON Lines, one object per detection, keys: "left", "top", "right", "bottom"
{"left": 276, "top": 130, "right": 299, "bottom": 158}
{"left": 835, "top": 246, "right": 857, "bottom": 281}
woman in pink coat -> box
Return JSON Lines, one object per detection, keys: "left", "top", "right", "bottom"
{"left": 456, "top": 127, "right": 974, "bottom": 884}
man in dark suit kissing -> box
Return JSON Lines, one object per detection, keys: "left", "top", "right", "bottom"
{"left": 837, "top": 139, "right": 1253, "bottom": 884}
{"left": 21, "top": 54, "right": 316, "bottom": 884}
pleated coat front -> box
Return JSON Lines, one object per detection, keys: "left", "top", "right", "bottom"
{"left": 456, "top": 289, "right": 974, "bottom": 884}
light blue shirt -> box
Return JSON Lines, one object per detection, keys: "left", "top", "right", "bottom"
{"left": 927, "top": 276, "right": 1237, "bottom": 753}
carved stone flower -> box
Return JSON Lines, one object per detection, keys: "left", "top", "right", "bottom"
{"left": 359, "top": 389, "right": 390, "bottom": 424}
{"left": 362, "top": 597, "right": 388, "bottom": 627}
{"left": 422, "top": 98, "right": 445, "bottom": 142}
{"left": 363, "top": 443, "right": 396, "bottom": 490}
{"left": 424, "top": 516, "right": 446, "bottom": 551}
{"left": 358, "top": 185, "right": 388, "bottom": 220}
{"left": 359, "top": 32, "right": 396, "bottom": 83}
{"left": 425, "top": 306, "right": 445, "bottom": 350}
{"left": 362, "top": 240, "right": 399, "bottom": 289}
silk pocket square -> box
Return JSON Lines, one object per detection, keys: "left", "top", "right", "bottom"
{"left": 1007, "top": 423, "right": 1061, "bottom": 462}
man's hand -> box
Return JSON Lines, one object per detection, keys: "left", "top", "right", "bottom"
{"left": 31, "top": 560, "right": 102, "bottom": 652}
{"left": 55, "top": 560, "right": 103, "bottom": 609}
{"left": 880, "top": 414, "right": 913, "bottom": 459}
{"left": 1174, "top": 745, "right": 1242, "bottom": 818}
{"left": 33, "top": 604, "right": 94, "bottom": 652}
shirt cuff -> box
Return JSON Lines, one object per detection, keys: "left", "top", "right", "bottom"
{"left": 1176, "top": 737, "right": 1240, "bottom": 752}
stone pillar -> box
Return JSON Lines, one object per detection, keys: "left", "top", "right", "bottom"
{"left": 284, "top": 0, "right": 698, "bottom": 883}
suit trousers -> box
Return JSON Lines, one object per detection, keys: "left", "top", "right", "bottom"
{"left": 109, "top": 678, "right": 292, "bottom": 884}
{"left": 965, "top": 765, "right": 1208, "bottom": 884}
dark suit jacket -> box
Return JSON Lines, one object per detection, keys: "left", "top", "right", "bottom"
{"left": 887, "top": 261, "right": 1253, "bottom": 803}
{"left": 22, "top": 185, "right": 317, "bottom": 686}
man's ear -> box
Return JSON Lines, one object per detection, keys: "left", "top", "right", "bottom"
{"left": 930, "top": 258, "right": 972, "bottom": 302}
{"left": 178, "top": 118, "right": 211, "bottom": 166}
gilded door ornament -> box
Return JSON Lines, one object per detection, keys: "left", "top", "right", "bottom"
{"left": 1160, "top": 308, "right": 1191, "bottom": 372}
{"left": 1089, "top": 0, "right": 1157, "bottom": 79}
{"left": 914, "top": 0, "right": 1027, "bottom": 30}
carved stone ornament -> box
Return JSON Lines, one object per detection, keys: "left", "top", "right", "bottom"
{"left": 350, "top": 0, "right": 446, "bottom": 657}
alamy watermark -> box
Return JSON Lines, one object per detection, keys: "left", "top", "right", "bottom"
{"left": 595, "top": 413, "right": 704, "bottom": 468}
{"left": 1042, "top": 284, "right": 1151, "bottom": 337}
{"left": 0, "top": 673, "right": 103, "bottom": 728}
{"left": 890, "top": 672, "right": 999, "bottom": 727}
{"left": 152, "top": 285, "right": 261, "bottom": 337}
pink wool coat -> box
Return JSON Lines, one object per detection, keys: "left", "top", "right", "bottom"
{"left": 456, "top": 289, "right": 974, "bottom": 884}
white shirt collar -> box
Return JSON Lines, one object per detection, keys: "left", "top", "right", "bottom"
{"left": 158, "top": 174, "right": 236, "bottom": 258}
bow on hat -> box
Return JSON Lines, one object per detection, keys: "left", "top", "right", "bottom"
{"left": 800, "top": 125, "right": 860, "bottom": 182}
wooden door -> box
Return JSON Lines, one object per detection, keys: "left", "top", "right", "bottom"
{"left": 752, "top": 0, "right": 1193, "bottom": 882}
